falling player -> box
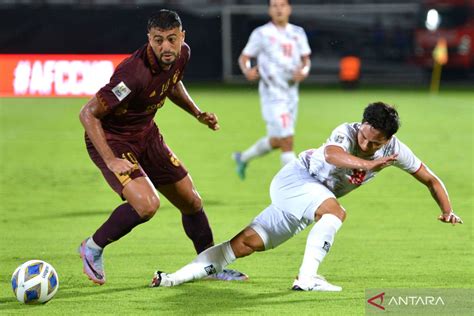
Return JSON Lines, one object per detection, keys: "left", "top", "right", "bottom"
{"left": 151, "top": 102, "right": 463, "bottom": 291}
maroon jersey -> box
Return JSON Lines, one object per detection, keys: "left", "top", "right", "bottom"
{"left": 96, "top": 43, "right": 190, "bottom": 137}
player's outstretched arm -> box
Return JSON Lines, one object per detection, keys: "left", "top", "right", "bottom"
{"left": 167, "top": 81, "right": 219, "bottom": 131}
{"left": 324, "top": 145, "right": 397, "bottom": 171}
{"left": 412, "top": 164, "right": 463, "bottom": 225}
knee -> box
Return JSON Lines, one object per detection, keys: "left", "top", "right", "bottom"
{"left": 280, "top": 137, "right": 293, "bottom": 150}
{"left": 269, "top": 137, "right": 280, "bottom": 149}
{"left": 181, "top": 194, "right": 203, "bottom": 215}
{"left": 135, "top": 195, "right": 160, "bottom": 220}
{"left": 323, "top": 208, "right": 346, "bottom": 222}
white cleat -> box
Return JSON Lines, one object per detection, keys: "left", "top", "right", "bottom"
{"left": 150, "top": 271, "right": 175, "bottom": 287}
{"left": 291, "top": 275, "right": 342, "bottom": 292}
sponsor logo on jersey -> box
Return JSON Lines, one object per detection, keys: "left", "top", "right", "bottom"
{"left": 146, "top": 99, "right": 165, "bottom": 113}
{"left": 112, "top": 81, "right": 131, "bottom": 101}
{"left": 335, "top": 134, "right": 345, "bottom": 143}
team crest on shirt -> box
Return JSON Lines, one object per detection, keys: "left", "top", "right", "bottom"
{"left": 349, "top": 169, "right": 366, "bottom": 185}
{"left": 335, "top": 134, "right": 345, "bottom": 144}
{"left": 169, "top": 153, "right": 181, "bottom": 167}
{"left": 112, "top": 81, "right": 131, "bottom": 101}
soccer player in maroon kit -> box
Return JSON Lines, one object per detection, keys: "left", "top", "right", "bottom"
{"left": 78, "top": 9, "right": 247, "bottom": 285}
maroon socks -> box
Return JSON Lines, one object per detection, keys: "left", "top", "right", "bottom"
{"left": 93, "top": 203, "right": 146, "bottom": 248}
{"left": 92, "top": 204, "right": 213, "bottom": 253}
{"left": 181, "top": 209, "right": 214, "bottom": 254}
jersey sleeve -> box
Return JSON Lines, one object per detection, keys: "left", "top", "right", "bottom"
{"left": 96, "top": 64, "right": 141, "bottom": 112}
{"left": 325, "top": 123, "right": 355, "bottom": 152}
{"left": 297, "top": 27, "right": 311, "bottom": 56}
{"left": 176, "top": 44, "right": 191, "bottom": 83}
{"left": 392, "top": 138, "right": 422, "bottom": 173}
{"left": 242, "top": 28, "right": 263, "bottom": 57}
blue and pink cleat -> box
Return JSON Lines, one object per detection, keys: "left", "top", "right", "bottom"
{"left": 78, "top": 238, "right": 106, "bottom": 285}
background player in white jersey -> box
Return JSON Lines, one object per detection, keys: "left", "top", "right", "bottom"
{"left": 151, "top": 102, "right": 463, "bottom": 291}
{"left": 233, "top": 0, "right": 312, "bottom": 179}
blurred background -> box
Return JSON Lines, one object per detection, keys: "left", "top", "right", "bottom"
{"left": 0, "top": 0, "right": 473, "bottom": 95}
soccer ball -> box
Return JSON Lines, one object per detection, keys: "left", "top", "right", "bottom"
{"left": 11, "top": 260, "right": 59, "bottom": 304}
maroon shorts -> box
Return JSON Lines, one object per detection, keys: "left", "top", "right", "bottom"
{"left": 86, "top": 125, "right": 188, "bottom": 197}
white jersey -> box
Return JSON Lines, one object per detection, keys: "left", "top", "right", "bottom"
{"left": 297, "top": 122, "right": 422, "bottom": 198}
{"left": 242, "top": 22, "right": 311, "bottom": 92}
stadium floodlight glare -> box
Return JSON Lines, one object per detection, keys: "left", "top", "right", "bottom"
{"left": 425, "top": 9, "right": 440, "bottom": 31}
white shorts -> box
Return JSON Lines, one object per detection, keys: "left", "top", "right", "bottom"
{"left": 249, "top": 160, "right": 336, "bottom": 250}
{"left": 249, "top": 204, "right": 312, "bottom": 250}
{"left": 261, "top": 100, "right": 297, "bottom": 138}
{"left": 260, "top": 85, "right": 298, "bottom": 138}
{"left": 270, "top": 160, "right": 336, "bottom": 221}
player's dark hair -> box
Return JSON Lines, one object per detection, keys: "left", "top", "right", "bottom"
{"left": 362, "top": 102, "right": 400, "bottom": 138}
{"left": 268, "top": 0, "right": 291, "bottom": 5}
{"left": 147, "top": 9, "right": 182, "bottom": 31}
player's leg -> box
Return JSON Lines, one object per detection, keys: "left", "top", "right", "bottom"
{"left": 274, "top": 97, "right": 298, "bottom": 165}
{"left": 232, "top": 97, "right": 278, "bottom": 179}
{"left": 268, "top": 161, "right": 343, "bottom": 291}
{"left": 156, "top": 175, "right": 248, "bottom": 281}
{"left": 156, "top": 175, "right": 214, "bottom": 254}
{"left": 272, "top": 135, "right": 296, "bottom": 166}
{"left": 80, "top": 140, "right": 159, "bottom": 285}
{"left": 151, "top": 202, "right": 309, "bottom": 287}
{"left": 92, "top": 176, "right": 160, "bottom": 247}
{"left": 293, "top": 198, "right": 346, "bottom": 292}
{"left": 142, "top": 134, "right": 247, "bottom": 281}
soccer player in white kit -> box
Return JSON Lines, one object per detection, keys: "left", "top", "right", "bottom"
{"left": 233, "top": 0, "right": 311, "bottom": 179}
{"left": 151, "top": 102, "right": 463, "bottom": 291}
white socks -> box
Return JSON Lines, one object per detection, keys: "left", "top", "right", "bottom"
{"left": 240, "top": 137, "right": 296, "bottom": 166}
{"left": 280, "top": 151, "right": 296, "bottom": 166}
{"left": 241, "top": 137, "right": 272, "bottom": 162}
{"left": 298, "top": 214, "right": 343, "bottom": 281}
{"left": 169, "top": 241, "right": 236, "bottom": 285}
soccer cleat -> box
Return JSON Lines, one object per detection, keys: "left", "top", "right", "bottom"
{"left": 291, "top": 275, "right": 342, "bottom": 292}
{"left": 207, "top": 269, "right": 249, "bottom": 281}
{"left": 78, "top": 238, "right": 106, "bottom": 285}
{"left": 232, "top": 152, "right": 247, "bottom": 180}
{"left": 150, "top": 271, "right": 174, "bottom": 287}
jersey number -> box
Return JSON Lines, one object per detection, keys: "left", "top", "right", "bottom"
{"left": 280, "top": 113, "right": 291, "bottom": 128}
{"left": 281, "top": 43, "right": 293, "bottom": 57}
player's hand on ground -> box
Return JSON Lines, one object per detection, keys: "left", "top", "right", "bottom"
{"left": 244, "top": 67, "right": 259, "bottom": 81}
{"left": 368, "top": 154, "right": 398, "bottom": 171}
{"left": 106, "top": 157, "right": 136, "bottom": 176}
{"left": 197, "top": 112, "right": 220, "bottom": 131}
{"left": 438, "top": 211, "right": 463, "bottom": 225}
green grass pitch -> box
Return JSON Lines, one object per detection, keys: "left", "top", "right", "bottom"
{"left": 0, "top": 85, "right": 472, "bottom": 314}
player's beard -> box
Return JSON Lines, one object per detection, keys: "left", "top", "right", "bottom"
{"left": 159, "top": 51, "right": 178, "bottom": 65}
